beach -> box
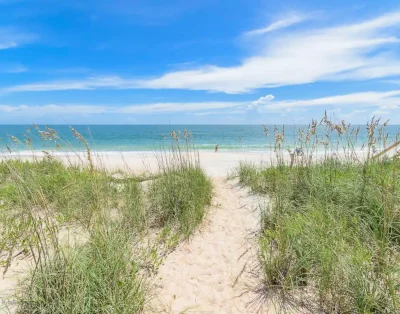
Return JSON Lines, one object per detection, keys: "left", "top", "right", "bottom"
{"left": 8, "top": 150, "right": 271, "bottom": 177}
{"left": 6, "top": 146, "right": 382, "bottom": 177}
{"left": 0, "top": 149, "right": 277, "bottom": 313}
{"left": 2, "top": 2, "right": 400, "bottom": 311}
{"left": 1, "top": 123, "right": 399, "bottom": 313}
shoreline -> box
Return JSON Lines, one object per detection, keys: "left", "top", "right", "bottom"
{"left": 2, "top": 149, "right": 262, "bottom": 156}
{"left": 0, "top": 146, "right": 374, "bottom": 156}
{"left": 1, "top": 150, "right": 269, "bottom": 177}
{"left": 1, "top": 148, "right": 381, "bottom": 178}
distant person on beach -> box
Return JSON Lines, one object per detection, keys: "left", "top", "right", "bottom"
{"left": 215, "top": 144, "right": 219, "bottom": 153}
{"left": 295, "top": 147, "right": 303, "bottom": 156}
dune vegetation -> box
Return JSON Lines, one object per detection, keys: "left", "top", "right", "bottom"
{"left": 2, "top": 116, "right": 400, "bottom": 313}
{"left": 0, "top": 127, "right": 212, "bottom": 313}
{"left": 236, "top": 115, "right": 400, "bottom": 313}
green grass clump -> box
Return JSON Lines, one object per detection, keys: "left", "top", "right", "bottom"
{"left": 148, "top": 146, "right": 213, "bottom": 237}
{"left": 237, "top": 118, "right": 400, "bottom": 313}
{"left": 0, "top": 157, "right": 145, "bottom": 265}
{"left": 0, "top": 158, "right": 124, "bottom": 224}
{"left": 0, "top": 126, "right": 213, "bottom": 313}
{"left": 18, "top": 222, "right": 146, "bottom": 314}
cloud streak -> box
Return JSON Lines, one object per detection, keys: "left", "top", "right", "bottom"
{"left": 243, "top": 13, "right": 308, "bottom": 36}
{"left": 132, "top": 11, "right": 400, "bottom": 93}
{"left": 263, "top": 90, "right": 400, "bottom": 111}
{"left": 1, "top": 76, "right": 130, "bottom": 92}
{"left": 2, "top": 90, "right": 400, "bottom": 120}
{"left": 0, "top": 101, "right": 247, "bottom": 116}
{"left": 0, "top": 27, "right": 36, "bottom": 50}
{"left": 3, "top": 10, "right": 400, "bottom": 93}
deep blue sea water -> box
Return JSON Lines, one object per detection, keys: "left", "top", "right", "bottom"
{"left": 0, "top": 125, "right": 399, "bottom": 153}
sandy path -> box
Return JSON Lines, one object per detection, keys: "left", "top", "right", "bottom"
{"left": 150, "top": 177, "right": 271, "bottom": 314}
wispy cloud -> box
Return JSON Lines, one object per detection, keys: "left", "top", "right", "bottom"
{"left": 191, "top": 109, "right": 246, "bottom": 116}
{"left": 131, "top": 11, "right": 400, "bottom": 93}
{"left": 1, "top": 90, "right": 400, "bottom": 123}
{"left": 0, "top": 101, "right": 246, "bottom": 116}
{"left": 4, "top": 11, "right": 400, "bottom": 94}
{"left": 0, "top": 27, "right": 36, "bottom": 50}
{"left": 263, "top": 90, "right": 400, "bottom": 111}
{"left": 1, "top": 76, "right": 131, "bottom": 92}
{"left": 3, "top": 89, "right": 400, "bottom": 115}
{"left": 118, "top": 101, "right": 246, "bottom": 114}
{"left": 0, "top": 104, "right": 107, "bottom": 114}
{"left": 255, "top": 90, "right": 400, "bottom": 122}
{"left": 243, "top": 13, "right": 308, "bottom": 36}
{"left": 0, "top": 42, "right": 17, "bottom": 50}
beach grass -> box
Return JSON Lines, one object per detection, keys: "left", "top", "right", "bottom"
{"left": 18, "top": 222, "right": 146, "bottom": 314}
{"left": 148, "top": 144, "right": 213, "bottom": 237}
{"left": 0, "top": 127, "right": 213, "bottom": 313}
{"left": 236, "top": 117, "right": 400, "bottom": 313}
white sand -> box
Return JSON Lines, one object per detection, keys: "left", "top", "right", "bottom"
{"left": 8, "top": 151, "right": 274, "bottom": 177}
{"left": 148, "top": 177, "right": 272, "bottom": 313}
{"left": 0, "top": 253, "right": 32, "bottom": 313}
{"left": 8, "top": 148, "right": 376, "bottom": 177}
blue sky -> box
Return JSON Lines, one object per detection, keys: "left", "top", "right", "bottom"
{"left": 2, "top": 0, "right": 400, "bottom": 124}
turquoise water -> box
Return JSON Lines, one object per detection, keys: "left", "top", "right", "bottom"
{"left": 0, "top": 125, "right": 399, "bottom": 153}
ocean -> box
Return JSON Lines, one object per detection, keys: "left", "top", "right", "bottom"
{"left": 0, "top": 124, "right": 399, "bottom": 153}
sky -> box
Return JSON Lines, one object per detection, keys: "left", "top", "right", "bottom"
{"left": 2, "top": 0, "right": 400, "bottom": 124}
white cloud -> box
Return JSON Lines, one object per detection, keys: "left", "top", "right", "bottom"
{"left": 248, "top": 94, "right": 274, "bottom": 109}
{"left": 2, "top": 90, "right": 400, "bottom": 122}
{"left": 243, "top": 13, "right": 308, "bottom": 36}
{"left": 0, "top": 42, "right": 17, "bottom": 49}
{"left": 1, "top": 76, "right": 131, "bottom": 92}
{"left": 0, "top": 105, "right": 28, "bottom": 112}
{"left": 0, "top": 27, "right": 36, "bottom": 50}
{"left": 118, "top": 101, "right": 246, "bottom": 114}
{"left": 3, "top": 89, "right": 400, "bottom": 115}
{"left": 191, "top": 109, "right": 246, "bottom": 116}
{"left": 2, "top": 11, "right": 400, "bottom": 93}
{"left": 253, "top": 90, "right": 400, "bottom": 123}
{"left": 263, "top": 90, "right": 400, "bottom": 111}
{"left": 0, "top": 101, "right": 246, "bottom": 116}
{"left": 133, "top": 11, "right": 400, "bottom": 93}
{"left": 0, "top": 104, "right": 107, "bottom": 114}
{"left": 372, "top": 109, "right": 391, "bottom": 116}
